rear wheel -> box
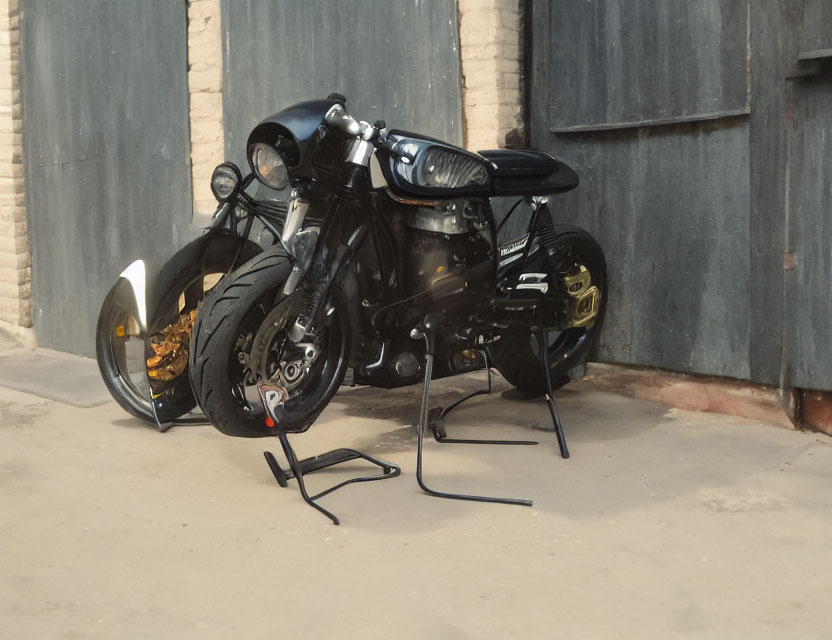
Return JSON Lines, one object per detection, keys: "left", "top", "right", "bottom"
{"left": 188, "top": 247, "right": 351, "bottom": 437}
{"left": 95, "top": 235, "right": 261, "bottom": 423}
{"left": 488, "top": 225, "right": 607, "bottom": 396}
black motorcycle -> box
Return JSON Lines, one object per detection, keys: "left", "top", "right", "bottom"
{"left": 186, "top": 94, "right": 607, "bottom": 443}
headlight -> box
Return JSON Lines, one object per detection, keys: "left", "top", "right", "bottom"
{"left": 250, "top": 142, "right": 289, "bottom": 190}
{"left": 210, "top": 162, "right": 242, "bottom": 202}
{"left": 414, "top": 147, "right": 489, "bottom": 190}
{"left": 388, "top": 136, "right": 491, "bottom": 197}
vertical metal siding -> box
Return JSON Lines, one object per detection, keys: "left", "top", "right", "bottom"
{"left": 531, "top": 0, "right": 761, "bottom": 382}
{"left": 546, "top": 0, "right": 749, "bottom": 132}
{"left": 220, "top": 0, "right": 463, "bottom": 173}
{"left": 21, "top": 0, "right": 193, "bottom": 356}
{"left": 801, "top": 0, "right": 832, "bottom": 52}
{"left": 787, "top": 68, "right": 832, "bottom": 389}
{"left": 747, "top": 0, "right": 802, "bottom": 385}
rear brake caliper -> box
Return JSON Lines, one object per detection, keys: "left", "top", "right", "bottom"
{"left": 561, "top": 265, "right": 600, "bottom": 328}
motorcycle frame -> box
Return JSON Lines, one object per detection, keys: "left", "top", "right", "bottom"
{"left": 283, "top": 155, "right": 579, "bottom": 384}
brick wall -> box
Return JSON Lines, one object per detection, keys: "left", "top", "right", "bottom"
{"left": 0, "top": 0, "right": 29, "bottom": 332}
{"left": 187, "top": 0, "right": 225, "bottom": 216}
{"left": 458, "top": 0, "right": 524, "bottom": 152}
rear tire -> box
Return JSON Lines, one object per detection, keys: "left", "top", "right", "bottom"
{"left": 488, "top": 224, "right": 607, "bottom": 396}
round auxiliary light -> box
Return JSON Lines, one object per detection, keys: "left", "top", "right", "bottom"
{"left": 210, "top": 162, "right": 242, "bottom": 202}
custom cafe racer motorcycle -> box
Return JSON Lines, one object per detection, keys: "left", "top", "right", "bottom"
{"left": 191, "top": 94, "right": 606, "bottom": 520}
{"left": 97, "top": 93, "right": 606, "bottom": 521}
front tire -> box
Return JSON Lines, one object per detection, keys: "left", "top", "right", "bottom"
{"left": 488, "top": 224, "right": 607, "bottom": 396}
{"left": 188, "top": 246, "right": 351, "bottom": 437}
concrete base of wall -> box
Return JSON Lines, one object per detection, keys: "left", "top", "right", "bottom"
{"left": 584, "top": 363, "right": 795, "bottom": 430}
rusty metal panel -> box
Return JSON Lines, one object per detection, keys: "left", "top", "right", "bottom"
{"left": 787, "top": 69, "right": 832, "bottom": 389}
{"left": 20, "top": 0, "right": 193, "bottom": 356}
{"left": 221, "top": 0, "right": 463, "bottom": 172}
{"left": 545, "top": 0, "right": 750, "bottom": 132}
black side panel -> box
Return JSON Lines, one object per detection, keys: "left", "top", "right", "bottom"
{"left": 21, "top": 0, "right": 193, "bottom": 356}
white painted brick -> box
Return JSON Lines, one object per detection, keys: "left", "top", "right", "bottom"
{"left": 189, "top": 92, "right": 222, "bottom": 121}
{"left": 0, "top": 264, "right": 28, "bottom": 285}
{"left": 0, "top": 0, "right": 26, "bottom": 329}
{"left": 458, "top": 0, "right": 523, "bottom": 150}
{"left": 187, "top": 0, "right": 224, "bottom": 216}
{"left": 188, "top": 68, "right": 221, "bottom": 93}
{"left": 0, "top": 279, "right": 27, "bottom": 299}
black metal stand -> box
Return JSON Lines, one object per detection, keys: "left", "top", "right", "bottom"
{"left": 263, "top": 439, "right": 400, "bottom": 525}
{"left": 413, "top": 322, "right": 534, "bottom": 507}
{"left": 536, "top": 331, "right": 570, "bottom": 459}
{"left": 429, "top": 351, "right": 538, "bottom": 446}
{"left": 258, "top": 383, "right": 401, "bottom": 526}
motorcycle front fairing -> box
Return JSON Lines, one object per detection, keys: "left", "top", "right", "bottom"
{"left": 376, "top": 131, "right": 580, "bottom": 200}
{"left": 246, "top": 98, "right": 343, "bottom": 180}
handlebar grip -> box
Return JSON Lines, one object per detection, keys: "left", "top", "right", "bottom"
{"left": 324, "top": 104, "right": 361, "bottom": 136}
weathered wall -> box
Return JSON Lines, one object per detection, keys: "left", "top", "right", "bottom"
{"left": 220, "top": 0, "right": 464, "bottom": 175}
{"left": 458, "top": 0, "right": 524, "bottom": 151}
{"left": 187, "top": 0, "right": 224, "bottom": 217}
{"left": 20, "top": 0, "right": 194, "bottom": 356}
{"left": 529, "top": 0, "right": 832, "bottom": 391}
{"left": 0, "top": 0, "right": 29, "bottom": 333}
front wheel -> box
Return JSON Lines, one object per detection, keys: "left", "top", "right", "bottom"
{"left": 188, "top": 247, "right": 351, "bottom": 437}
{"left": 488, "top": 224, "right": 607, "bottom": 396}
{"left": 95, "top": 234, "right": 262, "bottom": 423}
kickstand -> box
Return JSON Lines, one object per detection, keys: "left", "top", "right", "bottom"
{"left": 412, "top": 322, "right": 533, "bottom": 507}
{"left": 429, "top": 350, "right": 538, "bottom": 446}
{"left": 536, "top": 331, "right": 570, "bottom": 459}
{"left": 258, "top": 384, "right": 401, "bottom": 526}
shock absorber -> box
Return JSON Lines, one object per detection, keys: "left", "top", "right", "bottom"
{"left": 530, "top": 196, "right": 572, "bottom": 277}
{"left": 288, "top": 256, "right": 329, "bottom": 342}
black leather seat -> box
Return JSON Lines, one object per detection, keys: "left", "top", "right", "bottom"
{"left": 478, "top": 148, "right": 580, "bottom": 196}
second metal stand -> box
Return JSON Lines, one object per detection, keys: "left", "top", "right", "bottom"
{"left": 412, "top": 324, "right": 574, "bottom": 508}
{"left": 429, "top": 351, "right": 538, "bottom": 446}
{"left": 412, "top": 321, "right": 533, "bottom": 507}
{"left": 536, "top": 331, "right": 570, "bottom": 459}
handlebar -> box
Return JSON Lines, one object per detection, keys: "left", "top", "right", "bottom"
{"left": 324, "top": 104, "right": 388, "bottom": 147}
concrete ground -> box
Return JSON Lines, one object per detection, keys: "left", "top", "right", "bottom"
{"left": 1, "top": 353, "right": 831, "bottom": 639}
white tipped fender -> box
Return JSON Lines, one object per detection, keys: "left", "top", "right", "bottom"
{"left": 118, "top": 259, "right": 148, "bottom": 332}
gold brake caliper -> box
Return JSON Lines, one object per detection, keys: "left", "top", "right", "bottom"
{"left": 146, "top": 309, "right": 197, "bottom": 381}
{"left": 562, "top": 265, "right": 600, "bottom": 328}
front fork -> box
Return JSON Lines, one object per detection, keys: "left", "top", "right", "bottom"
{"left": 279, "top": 189, "right": 367, "bottom": 344}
